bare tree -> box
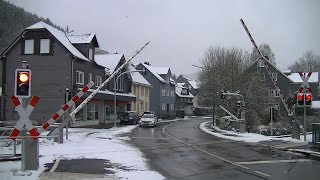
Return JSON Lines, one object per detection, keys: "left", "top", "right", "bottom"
{"left": 250, "top": 43, "right": 276, "bottom": 66}
{"left": 198, "top": 46, "right": 274, "bottom": 131}
{"left": 288, "top": 50, "right": 320, "bottom": 72}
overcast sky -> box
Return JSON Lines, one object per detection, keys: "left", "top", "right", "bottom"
{"left": 9, "top": 0, "right": 320, "bottom": 76}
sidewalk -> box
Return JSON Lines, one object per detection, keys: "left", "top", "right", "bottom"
{"left": 199, "top": 121, "right": 320, "bottom": 159}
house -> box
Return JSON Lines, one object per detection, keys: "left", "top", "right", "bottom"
{"left": 129, "top": 65, "right": 152, "bottom": 116}
{"left": 176, "top": 74, "right": 199, "bottom": 108}
{"left": 0, "top": 21, "right": 135, "bottom": 127}
{"left": 135, "top": 62, "right": 176, "bottom": 115}
{"left": 175, "top": 83, "right": 194, "bottom": 115}
{"left": 249, "top": 57, "right": 319, "bottom": 114}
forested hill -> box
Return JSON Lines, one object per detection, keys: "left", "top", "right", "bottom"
{"left": 0, "top": 0, "right": 62, "bottom": 55}
{"left": 0, "top": 0, "right": 62, "bottom": 86}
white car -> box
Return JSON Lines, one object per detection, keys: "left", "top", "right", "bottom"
{"left": 139, "top": 114, "right": 157, "bottom": 127}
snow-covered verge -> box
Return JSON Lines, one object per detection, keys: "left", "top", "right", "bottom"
{"left": 0, "top": 126, "right": 164, "bottom": 180}
{"left": 199, "top": 121, "right": 312, "bottom": 143}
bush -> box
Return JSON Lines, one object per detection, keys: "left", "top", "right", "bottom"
{"left": 157, "top": 112, "right": 176, "bottom": 120}
{"left": 175, "top": 110, "right": 185, "bottom": 118}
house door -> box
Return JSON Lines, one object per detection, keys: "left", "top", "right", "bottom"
{"left": 167, "top": 104, "right": 169, "bottom": 113}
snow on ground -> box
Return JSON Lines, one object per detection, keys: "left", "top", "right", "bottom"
{"left": 199, "top": 121, "right": 312, "bottom": 143}
{"left": 0, "top": 126, "right": 164, "bottom": 180}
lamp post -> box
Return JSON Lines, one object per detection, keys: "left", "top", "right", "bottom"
{"left": 114, "top": 70, "right": 145, "bottom": 127}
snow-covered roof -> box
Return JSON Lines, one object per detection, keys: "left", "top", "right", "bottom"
{"left": 94, "top": 54, "right": 123, "bottom": 73}
{"left": 312, "top": 101, "right": 320, "bottom": 109}
{"left": 287, "top": 72, "right": 318, "bottom": 83}
{"left": 181, "top": 74, "right": 199, "bottom": 89}
{"left": 129, "top": 65, "right": 151, "bottom": 87}
{"left": 170, "top": 78, "right": 176, "bottom": 85}
{"left": 175, "top": 83, "right": 194, "bottom": 98}
{"left": 26, "top": 21, "right": 89, "bottom": 61}
{"left": 152, "top": 67, "right": 169, "bottom": 75}
{"left": 67, "top": 33, "right": 96, "bottom": 44}
{"left": 141, "top": 64, "right": 166, "bottom": 83}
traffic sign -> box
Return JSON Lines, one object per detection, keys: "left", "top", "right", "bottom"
{"left": 9, "top": 96, "right": 40, "bottom": 140}
{"left": 298, "top": 71, "right": 312, "bottom": 93}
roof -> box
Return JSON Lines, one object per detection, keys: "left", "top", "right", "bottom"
{"left": 251, "top": 58, "right": 293, "bottom": 83}
{"left": 129, "top": 65, "right": 152, "bottom": 87}
{"left": 287, "top": 72, "right": 319, "bottom": 83}
{"left": 170, "top": 78, "right": 176, "bottom": 85}
{"left": 152, "top": 67, "right": 169, "bottom": 75}
{"left": 67, "top": 33, "right": 97, "bottom": 45}
{"left": 94, "top": 54, "right": 123, "bottom": 73}
{"left": 175, "top": 83, "right": 194, "bottom": 98}
{"left": 26, "top": 21, "right": 89, "bottom": 61}
{"left": 312, "top": 101, "right": 320, "bottom": 109}
{"left": 140, "top": 63, "right": 166, "bottom": 83}
{"left": 181, "top": 74, "right": 199, "bottom": 89}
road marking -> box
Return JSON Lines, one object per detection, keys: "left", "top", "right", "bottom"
{"left": 162, "top": 124, "right": 272, "bottom": 179}
{"left": 49, "top": 158, "right": 61, "bottom": 173}
{"left": 130, "top": 137, "right": 171, "bottom": 140}
{"left": 236, "top": 159, "right": 313, "bottom": 165}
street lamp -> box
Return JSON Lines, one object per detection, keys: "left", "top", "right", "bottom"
{"left": 114, "top": 70, "right": 145, "bottom": 127}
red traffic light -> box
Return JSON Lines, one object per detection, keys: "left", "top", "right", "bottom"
{"left": 305, "top": 93, "right": 312, "bottom": 106}
{"left": 19, "top": 73, "right": 29, "bottom": 83}
{"left": 305, "top": 93, "right": 312, "bottom": 101}
{"left": 297, "top": 93, "right": 304, "bottom": 107}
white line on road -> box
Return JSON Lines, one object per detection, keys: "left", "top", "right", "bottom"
{"left": 162, "top": 123, "right": 272, "bottom": 179}
{"left": 236, "top": 159, "right": 313, "bottom": 165}
{"left": 49, "top": 158, "right": 61, "bottom": 173}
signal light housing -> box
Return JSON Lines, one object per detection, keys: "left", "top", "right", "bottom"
{"left": 305, "top": 93, "right": 312, "bottom": 106}
{"left": 14, "top": 69, "right": 31, "bottom": 98}
{"left": 297, "top": 93, "right": 304, "bottom": 107}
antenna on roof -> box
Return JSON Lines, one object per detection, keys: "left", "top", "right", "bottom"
{"left": 64, "top": 26, "right": 74, "bottom": 35}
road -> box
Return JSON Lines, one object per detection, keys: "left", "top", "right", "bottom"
{"left": 129, "top": 117, "right": 320, "bottom": 180}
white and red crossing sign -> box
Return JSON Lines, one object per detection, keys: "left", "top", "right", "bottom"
{"left": 10, "top": 96, "right": 40, "bottom": 140}
{"left": 298, "top": 71, "right": 312, "bottom": 93}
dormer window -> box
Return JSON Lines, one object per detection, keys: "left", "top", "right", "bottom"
{"left": 89, "top": 48, "right": 93, "bottom": 60}
{"left": 24, "top": 39, "right": 34, "bottom": 54}
{"left": 40, "top": 39, "right": 50, "bottom": 54}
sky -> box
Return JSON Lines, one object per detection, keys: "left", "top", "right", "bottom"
{"left": 8, "top": 0, "right": 320, "bottom": 76}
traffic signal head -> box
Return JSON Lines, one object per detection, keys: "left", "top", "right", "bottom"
{"left": 305, "top": 93, "right": 312, "bottom": 106}
{"left": 15, "top": 69, "right": 31, "bottom": 98}
{"left": 297, "top": 93, "right": 304, "bottom": 107}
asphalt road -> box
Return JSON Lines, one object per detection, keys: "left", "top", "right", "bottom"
{"left": 129, "top": 118, "right": 320, "bottom": 180}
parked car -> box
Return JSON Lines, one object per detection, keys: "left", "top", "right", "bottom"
{"left": 139, "top": 114, "right": 157, "bottom": 127}
{"left": 142, "top": 111, "right": 155, "bottom": 115}
{"left": 120, "top": 111, "right": 139, "bottom": 125}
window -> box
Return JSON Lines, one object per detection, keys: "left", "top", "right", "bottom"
{"left": 145, "top": 102, "right": 148, "bottom": 111}
{"left": 89, "top": 48, "right": 93, "bottom": 60}
{"left": 269, "top": 90, "right": 279, "bottom": 97}
{"left": 141, "top": 87, "right": 144, "bottom": 97}
{"left": 162, "top": 103, "right": 166, "bottom": 110}
{"left": 117, "top": 75, "right": 123, "bottom": 91}
{"left": 88, "top": 73, "right": 92, "bottom": 83}
{"left": 95, "top": 75, "right": 102, "bottom": 87}
{"left": 260, "top": 73, "right": 265, "bottom": 81}
{"left": 167, "top": 89, "right": 170, "bottom": 96}
{"left": 171, "top": 90, "right": 174, "bottom": 97}
{"left": 140, "top": 102, "right": 144, "bottom": 111}
{"left": 271, "top": 73, "right": 277, "bottom": 81}
{"left": 24, "top": 39, "right": 34, "bottom": 54}
{"left": 171, "top": 104, "right": 174, "bottom": 110}
{"left": 259, "top": 59, "right": 265, "bottom": 67}
{"left": 76, "top": 70, "right": 84, "bottom": 85}
{"left": 132, "top": 86, "right": 135, "bottom": 95}
{"left": 40, "top": 39, "right": 50, "bottom": 53}
{"left": 161, "top": 89, "right": 166, "bottom": 96}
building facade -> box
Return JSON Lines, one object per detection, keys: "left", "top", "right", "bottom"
{"left": 135, "top": 63, "right": 175, "bottom": 115}
{"left": 0, "top": 21, "right": 135, "bottom": 127}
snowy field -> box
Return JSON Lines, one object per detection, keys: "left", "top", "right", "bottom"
{"left": 199, "top": 121, "right": 312, "bottom": 143}
{"left": 0, "top": 126, "right": 164, "bottom": 180}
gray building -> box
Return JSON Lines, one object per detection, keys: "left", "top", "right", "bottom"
{"left": 249, "top": 58, "right": 319, "bottom": 114}
{"left": 0, "top": 21, "right": 135, "bottom": 126}
{"left": 176, "top": 74, "right": 199, "bottom": 108}
{"left": 175, "top": 83, "right": 194, "bottom": 115}
{"left": 135, "top": 63, "right": 176, "bottom": 115}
